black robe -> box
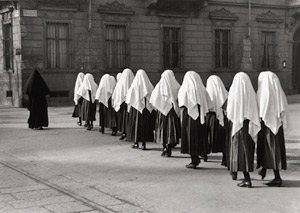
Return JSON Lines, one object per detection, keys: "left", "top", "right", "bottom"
{"left": 24, "top": 70, "right": 50, "bottom": 129}
{"left": 116, "top": 102, "right": 129, "bottom": 134}
{"left": 99, "top": 98, "right": 117, "bottom": 129}
{"left": 81, "top": 91, "right": 96, "bottom": 122}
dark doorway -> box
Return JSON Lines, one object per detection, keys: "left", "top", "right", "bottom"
{"left": 293, "top": 28, "right": 300, "bottom": 93}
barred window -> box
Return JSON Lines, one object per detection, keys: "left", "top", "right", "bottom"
{"left": 261, "top": 31, "right": 276, "bottom": 69}
{"left": 105, "top": 24, "right": 128, "bottom": 69}
{"left": 163, "top": 27, "right": 182, "bottom": 69}
{"left": 3, "top": 23, "right": 13, "bottom": 70}
{"left": 214, "top": 29, "right": 231, "bottom": 68}
{"left": 46, "top": 22, "right": 70, "bottom": 69}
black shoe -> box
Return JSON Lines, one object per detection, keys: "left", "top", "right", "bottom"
{"left": 264, "top": 179, "right": 282, "bottom": 187}
{"left": 231, "top": 172, "right": 237, "bottom": 180}
{"left": 203, "top": 155, "right": 208, "bottom": 162}
{"left": 38, "top": 127, "right": 43, "bottom": 130}
{"left": 185, "top": 163, "right": 197, "bottom": 169}
{"left": 87, "top": 125, "right": 93, "bottom": 131}
{"left": 166, "top": 148, "right": 172, "bottom": 157}
{"left": 131, "top": 143, "right": 139, "bottom": 149}
{"left": 237, "top": 180, "right": 252, "bottom": 188}
{"left": 258, "top": 168, "right": 266, "bottom": 180}
{"left": 119, "top": 135, "right": 126, "bottom": 140}
{"left": 161, "top": 148, "right": 167, "bottom": 156}
{"left": 84, "top": 123, "right": 88, "bottom": 127}
{"left": 111, "top": 132, "right": 117, "bottom": 136}
{"left": 77, "top": 122, "right": 82, "bottom": 126}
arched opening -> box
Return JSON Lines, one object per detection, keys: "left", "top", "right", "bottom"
{"left": 292, "top": 28, "right": 300, "bottom": 93}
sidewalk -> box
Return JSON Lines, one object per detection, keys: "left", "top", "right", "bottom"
{"left": 0, "top": 99, "right": 300, "bottom": 213}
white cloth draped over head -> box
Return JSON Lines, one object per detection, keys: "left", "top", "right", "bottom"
{"left": 73, "top": 72, "right": 85, "bottom": 105}
{"left": 257, "top": 71, "right": 288, "bottom": 135}
{"left": 178, "top": 71, "right": 212, "bottom": 124}
{"left": 95, "top": 74, "right": 116, "bottom": 108}
{"left": 150, "top": 69, "right": 180, "bottom": 117}
{"left": 116, "top": 73, "right": 122, "bottom": 81}
{"left": 125, "top": 69, "right": 154, "bottom": 113}
{"left": 112, "top": 68, "right": 134, "bottom": 112}
{"left": 206, "top": 75, "right": 228, "bottom": 126}
{"left": 226, "top": 72, "right": 261, "bottom": 142}
{"left": 77, "top": 73, "right": 98, "bottom": 103}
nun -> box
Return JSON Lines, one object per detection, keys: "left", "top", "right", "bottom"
{"left": 24, "top": 69, "right": 50, "bottom": 130}
{"left": 95, "top": 74, "right": 117, "bottom": 135}
{"left": 72, "top": 72, "right": 85, "bottom": 126}
{"left": 150, "top": 69, "right": 181, "bottom": 157}
{"left": 77, "top": 73, "right": 98, "bottom": 130}
{"left": 256, "top": 71, "right": 287, "bottom": 187}
{"left": 226, "top": 72, "right": 261, "bottom": 188}
{"left": 206, "top": 75, "right": 228, "bottom": 165}
{"left": 125, "top": 69, "right": 155, "bottom": 150}
{"left": 112, "top": 68, "right": 134, "bottom": 140}
{"left": 178, "top": 71, "right": 212, "bottom": 169}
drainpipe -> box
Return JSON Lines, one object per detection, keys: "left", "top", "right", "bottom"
{"left": 248, "top": 0, "right": 251, "bottom": 37}
{"left": 87, "top": 0, "right": 92, "bottom": 32}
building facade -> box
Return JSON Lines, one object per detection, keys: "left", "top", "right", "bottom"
{"left": 0, "top": 0, "right": 299, "bottom": 106}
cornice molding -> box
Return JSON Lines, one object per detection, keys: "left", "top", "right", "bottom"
{"left": 256, "top": 11, "right": 283, "bottom": 23}
{"left": 209, "top": 8, "right": 238, "bottom": 21}
{"left": 98, "top": 1, "right": 135, "bottom": 16}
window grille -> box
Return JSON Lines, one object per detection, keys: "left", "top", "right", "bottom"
{"left": 46, "top": 22, "right": 70, "bottom": 69}
{"left": 261, "top": 31, "right": 276, "bottom": 69}
{"left": 214, "top": 29, "right": 231, "bottom": 68}
{"left": 3, "top": 23, "right": 13, "bottom": 70}
{"left": 105, "top": 24, "right": 128, "bottom": 69}
{"left": 163, "top": 27, "right": 182, "bottom": 69}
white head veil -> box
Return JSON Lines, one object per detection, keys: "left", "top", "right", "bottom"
{"left": 95, "top": 74, "right": 116, "bottom": 108}
{"left": 178, "top": 71, "right": 211, "bottom": 124}
{"left": 206, "top": 75, "right": 228, "bottom": 126}
{"left": 150, "top": 69, "right": 180, "bottom": 116}
{"left": 226, "top": 72, "right": 261, "bottom": 142}
{"left": 112, "top": 68, "right": 134, "bottom": 112}
{"left": 126, "top": 69, "right": 154, "bottom": 113}
{"left": 74, "top": 72, "right": 85, "bottom": 105}
{"left": 257, "top": 71, "right": 288, "bottom": 135}
{"left": 77, "top": 73, "right": 98, "bottom": 103}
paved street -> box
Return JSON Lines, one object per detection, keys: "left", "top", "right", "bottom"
{"left": 0, "top": 97, "right": 300, "bottom": 213}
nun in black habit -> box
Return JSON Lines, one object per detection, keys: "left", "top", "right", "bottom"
{"left": 24, "top": 69, "right": 50, "bottom": 130}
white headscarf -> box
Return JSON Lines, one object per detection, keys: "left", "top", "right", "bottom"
{"left": 178, "top": 71, "right": 211, "bottom": 124}
{"left": 95, "top": 74, "right": 116, "bottom": 108}
{"left": 116, "top": 73, "right": 122, "bottom": 81}
{"left": 257, "top": 71, "right": 288, "bottom": 135}
{"left": 125, "top": 69, "right": 154, "bottom": 113}
{"left": 226, "top": 72, "right": 261, "bottom": 142}
{"left": 112, "top": 68, "right": 134, "bottom": 112}
{"left": 206, "top": 75, "right": 228, "bottom": 126}
{"left": 74, "top": 72, "right": 85, "bottom": 105}
{"left": 77, "top": 73, "right": 98, "bottom": 103}
{"left": 150, "top": 69, "right": 180, "bottom": 116}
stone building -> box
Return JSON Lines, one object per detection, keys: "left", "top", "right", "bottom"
{"left": 0, "top": 0, "right": 299, "bottom": 106}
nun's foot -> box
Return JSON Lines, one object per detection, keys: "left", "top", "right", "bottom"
{"left": 84, "top": 123, "right": 88, "bottom": 127}
{"left": 237, "top": 180, "right": 252, "bottom": 188}
{"left": 231, "top": 172, "right": 238, "bottom": 180}
{"left": 258, "top": 168, "right": 266, "bottom": 180}
{"left": 38, "top": 127, "right": 43, "bottom": 130}
{"left": 166, "top": 148, "right": 172, "bottom": 157}
{"left": 264, "top": 179, "right": 282, "bottom": 187}
{"left": 77, "top": 122, "right": 82, "bottom": 126}
{"left": 161, "top": 148, "right": 167, "bottom": 156}
{"left": 185, "top": 163, "right": 197, "bottom": 169}
{"left": 87, "top": 125, "right": 93, "bottom": 131}
{"left": 203, "top": 155, "right": 208, "bottom": 162}
{"left": 131, "top": 143, "right": 139, "bottom": 149}
{"left": 111, "top": 132, "right": 117, "bottom": 136}
{"left": 119, "top": 135, "right": 126, "bottom": 140}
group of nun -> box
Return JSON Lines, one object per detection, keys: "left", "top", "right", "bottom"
{"left": 72, "top": 69, "right": 288, "bottom": 188}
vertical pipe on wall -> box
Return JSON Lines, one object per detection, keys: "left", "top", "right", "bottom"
{"left": 248, "top": 0, "right": 251, "bottom": 37}
{"left": 87, "top": 0, "right": 92, "bottom": 32}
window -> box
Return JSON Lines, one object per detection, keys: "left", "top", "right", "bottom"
{"left": 163, "top": 27, "right": 182, "bottom": 69}
{"left": 3, "top": 23, "right": 13, "bottom": 70}
{"left": 105, "top": 24, "right": 128, "bottom": 69}
{"left": 261, "top": 31, "right": 276, "bottom": 69}
{"left": 46, "top": 22, "right": 70, "bottom": 69}
{"left": 214, "top": 29, "right": 231, "bottom": 68}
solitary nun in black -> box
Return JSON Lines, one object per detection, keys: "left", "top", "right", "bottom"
{"left": 112, "top": 68, "right": 134, "bottom": 140}
{"left": 178, "top": 71, "right": 212, "bottom": 169}
{"left": 206, "top": 75, "right": 228, "bottom": 165}
{"left": 226, "top": 72, "right": 261, "bottom": 188}
{"left": 72, "top": 72, "right": 85, "bottom": 126}
{"left": 77, "top": 73, "right": 98, "bottom": 131}
{"left": 125, "top": 69, "right": 155, "bottom": 150}
{"left": 24, "top": 69, "right": 50, "bottom": 130}
{"left": 256, "top": 71, "right": 287, "bottom": 187}
{"left": 150, "top": 69, "right": 181, "bottom": 157}
{"left": 95, "top": 74, "right": 117, "bottom": 135}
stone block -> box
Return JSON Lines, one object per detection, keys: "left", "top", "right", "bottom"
{"left": 44, "top": 202, "right": 92, "bottom": 213}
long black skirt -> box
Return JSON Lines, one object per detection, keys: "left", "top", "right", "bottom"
{"left": 154, "top": 109, "right": 181, "bottom": 147}
{"left": 82, "top": 100, "right": 96, "bottom": 122}
{"left": 206, "top": 112, "right": 226, "bottom": 153}
{"left": 228, "top": 120, "right": 255, "bottom": 172}
{"left": 126, "top": 107, "right": 155, "bottom": 143}
{"left": 27, "top": 96, "right": 49, "bottom": 129}
{"left": 72, "top": 98, "right": 83, "bottom": 118}
{"left": 99, "top": 98, "right": 117, "bottom": 128}
{"left": 117, "top": 102, "right": 128, "bottom": 133}
{"left": 180, "top": 106, "right": 207, "bottom": 156}
{"left": 257, "top": 122, "right": 287, "bottom": 170}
